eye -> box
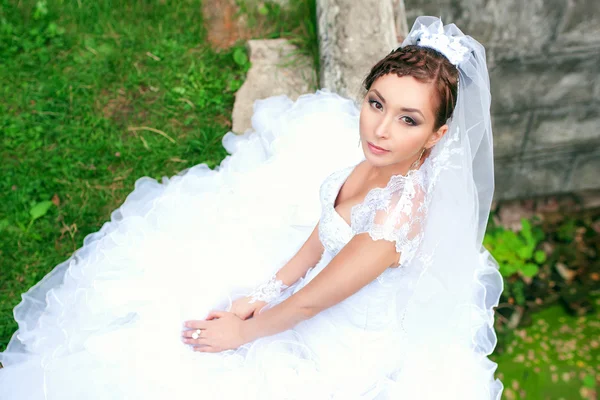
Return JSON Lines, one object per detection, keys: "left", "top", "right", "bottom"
{"left": 368, "top": 99, "right": 383, "bottom": 111}
{"left": 400, "top": 116, "right": 417, "bottom": 126}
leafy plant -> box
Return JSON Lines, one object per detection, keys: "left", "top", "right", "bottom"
{"left": 484, "top": 218, "right": 547, "bottom": 279}
{"left": 28, "top": 200, "right": 54, "bottom": 230}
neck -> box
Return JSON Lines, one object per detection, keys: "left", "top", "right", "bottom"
{"left": 365, "top": 152, "right": 426, "bottom": 182}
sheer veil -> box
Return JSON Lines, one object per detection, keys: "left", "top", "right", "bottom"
{"left": 386, "top": 17, "right": 504, "bottom": 399}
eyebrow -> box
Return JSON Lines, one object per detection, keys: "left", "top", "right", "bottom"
{"left": 371, "top": 89, "right": 425, "bottom": 120}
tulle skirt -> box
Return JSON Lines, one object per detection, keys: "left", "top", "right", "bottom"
{"left": 0, "top": 91, "right": 371, "bottom": 399}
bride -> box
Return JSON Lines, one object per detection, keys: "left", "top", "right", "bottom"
{"left": 0, "top": 17, "right": 504, "bottom": 399}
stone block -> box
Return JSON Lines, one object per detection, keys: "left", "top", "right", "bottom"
{"left": 492, "top": 160, "right": 517, "bottom": 201}
{"left": 231, "top": 39, "right": 316, "bottom": 134}
{"left": 317, "top": 0, "right": 397, "bottom": 99}
{"left": 568, "top": 148, "right": 600, "bottom": 192}
{"left": 392, "top": 0, "right": 409, "bottom": 40}
{"left": 498, "top": 154, "right": 574, "bottom": 200}
{"left": 552, "top": 0, "right": 600, "bottom": 50}
{"left": 526, "top": 104, "right": 600, "bottom": 151}
{"left": 491, "top": 112, "right": 530, "bottom": 157}
{"left": 489, "top": 53, "right": 600, "bottom": 113}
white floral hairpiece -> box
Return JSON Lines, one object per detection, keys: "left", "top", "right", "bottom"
{"left": 404, "top": 23, "right": 469, "bottom": 66}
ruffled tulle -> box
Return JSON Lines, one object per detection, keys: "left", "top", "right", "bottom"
{"left": 0, "top": 90, "right": 366, "bottom": 399}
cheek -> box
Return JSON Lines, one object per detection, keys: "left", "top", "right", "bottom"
{"left": 390, "top": 128, "right": 429, "bottom": 154}
{"left": 359, "top": 108, "right": 373, "bottom": 137}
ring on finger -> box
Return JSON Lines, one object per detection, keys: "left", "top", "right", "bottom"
{"left": 191, "top": 329, "right": 202, "bottom": 340}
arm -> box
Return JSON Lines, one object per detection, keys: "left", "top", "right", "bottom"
{"left": 242, "top": 232, "right": 399, "bottom": 341}
{"left": 271, "top": 222, "right": 325, "bottom": 287}
{"left": 183, "top": 182, "right": 425, "bottom": 351}
{"left": 184, "top": 233, "right": 399, "bottom": 352}
{"left": 228, "top": 223, "right": 324, "bottom": 319}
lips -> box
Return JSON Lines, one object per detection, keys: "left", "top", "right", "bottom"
{"left": 367, "top": 142, "right": 390, "bottom": 155}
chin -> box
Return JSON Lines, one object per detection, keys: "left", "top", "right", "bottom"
{"left": 362, "top": 150, "right": 391, "bottom": 168}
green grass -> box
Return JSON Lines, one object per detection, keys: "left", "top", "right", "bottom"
{"left": 492, "top": 298, "right": 600, "bottom": 399}
{"left": 0, "top": 0, "right": 318, "bottom": 352}
{"left": 0, "top": 0, "right": 251, "bottom": 350}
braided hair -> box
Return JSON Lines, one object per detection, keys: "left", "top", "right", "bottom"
{"left": 363, "top": 45, "right": 459, "bottom": 130}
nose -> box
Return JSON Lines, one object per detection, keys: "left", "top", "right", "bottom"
{"left": 374, "top": 116, "right": 392, "bottom": 139}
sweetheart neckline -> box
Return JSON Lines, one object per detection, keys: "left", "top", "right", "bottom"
{"left": 330, "top": 162, "right": 421, "bottom": 228}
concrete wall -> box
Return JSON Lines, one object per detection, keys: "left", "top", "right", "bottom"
{"left": 403, "top": 0, "right": 600, "bottom": 200}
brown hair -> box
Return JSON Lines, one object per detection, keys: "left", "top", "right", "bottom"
{"left": 363, "top": 45, "right": 459, "bottom": 130}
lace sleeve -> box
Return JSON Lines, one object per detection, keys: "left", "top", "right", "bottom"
{"left": 351, "top": 173, "right": 427, "bottom": 267}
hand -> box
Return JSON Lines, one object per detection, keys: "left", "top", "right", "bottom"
{"left": 182, "top": 311, "right": 247, "bottom": 353}
{"left": 228, "top": 296, "right": 267, "bottom": 320}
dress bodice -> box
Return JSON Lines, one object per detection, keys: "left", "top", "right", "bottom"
{"left": 315, "top": 162, "right": 426, "bottom": 282}
{"left": 291, "top": 164, "right": 428, "bottom": 367}
{"left": 317, "top": 165, "right": 355, "bottom": 255}
{"left": 292, "top": 164, "right": 420, "bottom": 386}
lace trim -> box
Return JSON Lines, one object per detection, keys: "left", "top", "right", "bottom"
{"left": 350, "top": 163, "right": 428, "bottom": 267}
{"left": 248, "top": 275, "right": 288, "bottom": 303}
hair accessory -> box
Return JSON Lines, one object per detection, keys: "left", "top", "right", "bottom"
{"left": 403, "top": 21, "right": 469, "bottom": 66}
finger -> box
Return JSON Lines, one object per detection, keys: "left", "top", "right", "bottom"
{"left": 241, "top": 310, "right": 253, "bottom": 320}
{"left": 205, "top": 311, "right": 226, "bottom": 320}
{"left": 181, "top": 329, "right": 205, "bottom": 339}
{"left": 182, "top": 337, "right": 210, "bottom": 346}
{"left": 231, "top": 309, "right": 250, "bottom": 320}
{"left": 184, "top": 320, "right": 208, "bottom": 329}
{"left": 194, "top": 345, "right": 219, "bottom": 353}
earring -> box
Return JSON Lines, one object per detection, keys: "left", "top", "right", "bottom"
{"left": 409, "top": 148, "right": 426, "bottom": 170}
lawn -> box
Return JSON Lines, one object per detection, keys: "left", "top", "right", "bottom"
{"left": 492, "top": 298, "right": 599, "bottom": 400}
{"left": 0, "top": 0, "right": 317, "bottom": 350}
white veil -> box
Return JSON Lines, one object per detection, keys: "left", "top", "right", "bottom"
{"left": 386, "top": 17, "right": 504, "bottom": 399}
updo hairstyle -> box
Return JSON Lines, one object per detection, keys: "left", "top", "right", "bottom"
{"left": 363, "top": 45, "right": 459, "bottom": 130}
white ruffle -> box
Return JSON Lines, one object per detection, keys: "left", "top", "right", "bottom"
{"left": 0, "top": 91, "right": 367, "bottom": 399}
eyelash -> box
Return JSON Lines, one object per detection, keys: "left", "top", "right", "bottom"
{"left": 368, "top": 99, "right": 418, "bottom": 126}
{"left": 368, "top": 98, "right": 383, "bottom": 111}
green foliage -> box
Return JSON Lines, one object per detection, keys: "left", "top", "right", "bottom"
{"left": 29, "top": 201, "right": 54, "bottom": 221}
{"left": 232, "top": 47, "right": 250, "bottom": 69}
{"left": 556, "top": 218, "right": 578, "bottom": 242}
{"left": 484, "top": 218, "right": 546, "bottom": 279}
{"left": 0, "top": 0, "right": 250, "bottom": 350}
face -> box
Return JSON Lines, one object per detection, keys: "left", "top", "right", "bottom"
{"left": 359, "top": 73, "right": 448, "bottom": 172}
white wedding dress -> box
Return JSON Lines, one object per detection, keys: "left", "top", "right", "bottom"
{"left": 0, "top": 91, "right": 438, "bottom": 399}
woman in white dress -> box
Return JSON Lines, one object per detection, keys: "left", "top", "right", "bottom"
{"left": 0, "top": 17, "right": 504, "bottom": 399}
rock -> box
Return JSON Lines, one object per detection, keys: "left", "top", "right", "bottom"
{"left": 568, "top": 148, "right": 600, "bottom": 192}
{"left": 489, "top": 54, "right": 600, "bottom": 114}
{"left": 231, "top": 39, "right": 316, "bottom": 134}
{"left": 392, "top": 0, "right": 409, "bottom": 41}
{"left": 316, "top": 0, "right": 398, "bottom": 99}
{"left": 526, "top": 104, "right": 600, "bottom": 152}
